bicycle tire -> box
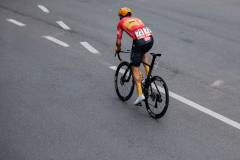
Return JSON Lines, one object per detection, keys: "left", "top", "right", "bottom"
{"left": 144, "top": 76, "right": 169, "bottom": 119}
{"left": 114, "top": 61, "right": 134, "bottom": 101}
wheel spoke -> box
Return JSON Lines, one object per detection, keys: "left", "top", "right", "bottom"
{"left": 145, "top": 76, "right": 169, "bottom": 119}
{"left": 115, "top": 62, "right": 134, "bottom": 101}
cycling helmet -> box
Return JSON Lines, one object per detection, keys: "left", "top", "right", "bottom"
{"left": 118, "top": 7, "right": 132, "bottom": 17}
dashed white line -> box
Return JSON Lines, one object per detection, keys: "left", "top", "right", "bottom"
{"left": 7, "top": 18, "right": 26, "bottom": 27}
{"left": 37, "top": 4, "right": 50, "bottom": 13}
{"left": 211, "top": 80, "right": 224, "bottom": 87}
{"left": 56, "top": 21, "right": 71, "bottom": 30}
{"left": 109, "top": 65, "right": 240, "bottom": 130}
{"left": 109, "top": 66, "right": 125, "bottom": 74}
{"left": 109, "top": 66, "right": 117, "bottom": 70}
{"left": 80, "top": 42, "right": 99, "bottom": 54}
{"left": 42, "top": 36, "right": 69, "bottom": 47}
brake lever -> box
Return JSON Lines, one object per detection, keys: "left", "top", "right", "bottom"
{"left": 117, "top": 52, "right": 122, "bottom": 61}
{"left": 115, "top": 52, "right": 122, "bottom": 61}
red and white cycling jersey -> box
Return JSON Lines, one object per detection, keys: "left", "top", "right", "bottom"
{"left": 117, "top": 17, "right": 152, "bottom": 41}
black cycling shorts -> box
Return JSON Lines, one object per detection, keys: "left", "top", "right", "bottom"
{"left": 131, "top": 36, "right": 154, "bottom": 67}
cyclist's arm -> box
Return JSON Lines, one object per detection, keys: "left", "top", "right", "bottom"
{"left": 115, "top": 38, "right": 121, "bottom": 53}
{"left": 115, "top": 24, "right": 123, "bottom": 53}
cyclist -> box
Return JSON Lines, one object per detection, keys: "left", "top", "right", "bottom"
{"left": 115, "top": 7, "right": 154, "bottom": 105}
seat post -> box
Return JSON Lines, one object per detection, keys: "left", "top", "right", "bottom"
{"left": 146, "top": 55, "right": 156, "bottom": 80}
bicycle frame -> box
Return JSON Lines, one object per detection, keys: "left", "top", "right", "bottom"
{"left": 143, "top": 54, "right": 157, "bottom": 83}
{"left": 142, "top": 55, "right": 159, "bottom": 96}
{"left": 117, "top": 50, "right": 162, "bottom": 92}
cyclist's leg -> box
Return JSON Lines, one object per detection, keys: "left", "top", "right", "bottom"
{"left": 131, "top": 43, "right": 144, "bottom": 97}
{"left": 132, "top": 66, "right": 143, "bottom": 96}
{"left": 142, "top": 36, "right": 154, "bottom": 76}
{"left": 143, "top": 54, "right": 150, "bottom": 76}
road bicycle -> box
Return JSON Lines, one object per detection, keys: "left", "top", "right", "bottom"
{"left": 114, "top": 50, "right": 169, "bottom": 119}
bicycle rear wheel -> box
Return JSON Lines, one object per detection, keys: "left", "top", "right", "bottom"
{"left": 114, "top": 61, "right": 134, "bottom": 101}
{"left": 144, "top": 76, "right": 169, "bottom": 119}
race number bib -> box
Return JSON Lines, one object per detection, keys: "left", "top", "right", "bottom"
{"left": 143, "top": 27, "right": 152, "bottom": 35}
{"left": 134, "top": 27, "right": 152, "bottom": 39}
{"left": 135, "top": 29, "right": 145, "bottom": 39}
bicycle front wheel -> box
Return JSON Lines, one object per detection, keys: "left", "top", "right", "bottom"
{"left": 144, "top": 76, "right": 169, "bottom": 119}
{"left": 114, "top": 61, "right": 134, "bottom": 101}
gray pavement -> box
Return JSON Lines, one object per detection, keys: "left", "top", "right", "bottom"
{"left": 0, "top": 0, "right": 240, "bottom": 159}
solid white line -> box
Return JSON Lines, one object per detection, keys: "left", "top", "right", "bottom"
{"left": 56, "top": 21, "right": 71, "bottom": 30}
{"left": 80, "top": 42, "right": 99, "bottom": 54}
{"left": 42, "top": 36, "right": 69, "bottom": 47}
{"left": 109, "top": 65, "right": 240, "bottom": 130}
{"left": 37, "top": 4, "right": 50, "bottom": 13}
{"left": 169, "top": 91, "right": 240, "bottom": 130}
{"left": 7, "top": 19, "right": 26, "bottom": 27}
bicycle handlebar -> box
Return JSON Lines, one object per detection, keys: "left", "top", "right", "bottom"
{"left": 115, "top": 50, "right": 130, "bottom": 61}
{"left": 120, "top": 50, "right": 131, "bottom": 53}
{"left": 115, "top": 49, "right": 162, "bottom": 61}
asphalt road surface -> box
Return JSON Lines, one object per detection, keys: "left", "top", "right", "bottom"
{"left": 1, "top": 0, "right": 240, "bottom": 159}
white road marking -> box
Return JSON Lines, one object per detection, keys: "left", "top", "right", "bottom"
{"left": 109, "top": 66, "right": 125, "bottom": 74}
{"left": 109, "top": 66, "right": 117, "bottom": 70}
{"left": 42, "top": 36, "right": 69, "bottom": 47}
{"left": 7, "top": 19, "right": 26, "bottom": 27}
{"left": 56, "top": 21, "right": 71, "bottom": 30}
{"left": 168, "top": 91, "right": 240, "bottom": 130}
{"left": 211, "top": 80, "right": 224, "bottom": 87}
{"left": 109, "top": 65, "right": 240, "bottom": 130}
{"left": 37, "top": 4, "right": 50, "bottom": 13}
{"left": 80, "top": 42, "right": 99, "bottom": 54}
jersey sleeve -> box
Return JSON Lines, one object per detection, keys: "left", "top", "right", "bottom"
{"left": 116, "top": 22, "right": 123, "bottom": 41}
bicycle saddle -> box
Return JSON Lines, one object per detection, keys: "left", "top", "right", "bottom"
{"left": 150, "top": 53, "right": 162, "bottom": 57}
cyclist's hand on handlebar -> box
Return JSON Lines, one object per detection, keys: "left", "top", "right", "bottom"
{"left": 115, "top": 47, "right": 121, "bottom": 55}
{"left": 114, "top": 47, "right": 122, "bottom": 61}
